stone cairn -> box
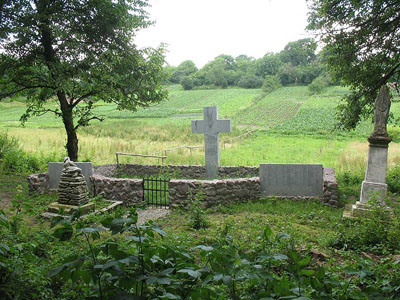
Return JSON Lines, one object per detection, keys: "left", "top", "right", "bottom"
{"left": 58, "top": 157, "right": 89, "bottom": 206}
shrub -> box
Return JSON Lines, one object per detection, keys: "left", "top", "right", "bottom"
{"left": 180, "top": 76, "right": 194, "bottom": 90}
{"left": 387, "top": 166, "right": 400, "bottom": 194}
{"left": 237, "top": 75, "right": 263, "bottom": 89}
{"left": 262, "top": 75, "right": 282, "bottom": 93}
{"left": 308, "top": 74, "right": 330, "bottom": 94}
{"left": 188, "top": 192, "right": 208, "bottom": 230}
{"left": 0, "top": 133, "right": 44, "bottom": 173}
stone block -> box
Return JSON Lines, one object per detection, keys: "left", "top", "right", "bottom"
{"left": 360, "top": 181, "right": 387, "bottom": 203}
{"left": 364, "top": 145, "right": 388, "bottom": 183}
{"left": 47, "top": 202, "right": 95, "bottom": 215}
{"left": 260, "top": 164, "right": 323, "bottom": 197}
{"left": 48, "top": 162, "right": 93, "bottom": 189}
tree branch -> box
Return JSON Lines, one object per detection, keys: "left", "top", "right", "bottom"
{"left": 74, "top": 115, "right": 104, "bottom": 130}
{"left": 71, "top": 91, "right": 98, "bottom": 108}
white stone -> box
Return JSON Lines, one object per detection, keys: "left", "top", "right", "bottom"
{"left": 192, "top": 106, "right": 231, "bottom": 178}
{"left": 259, "top": 164, "right": 323, "bottom": 197}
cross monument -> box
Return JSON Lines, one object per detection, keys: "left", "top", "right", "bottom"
{"left": 192, "top": 106, "right": 231, "bottom": 178}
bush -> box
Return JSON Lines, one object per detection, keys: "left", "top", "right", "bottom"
{"left": 387, "top": 166, "right": 400, "bottom": 194}
{"left": 0, "top": 133, "right": 43, "bottom": 173}
{"left": 188, "top": 192, "right": 208, "bottom": 230}
{"left": 262, "top": 75, "right": 282, "bottom": 93}
{"left": 180, "top": 76, "right": 194, "bottom": 90}
{"left": 308, "top": 74, "right": 330, "bottom": 94}
{"left": 237, "top": 75, "right": 263, "bottom": 89}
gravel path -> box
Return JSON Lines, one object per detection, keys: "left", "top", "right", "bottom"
{"left": 137, "top": 207, "right": 170, "bottom": 225}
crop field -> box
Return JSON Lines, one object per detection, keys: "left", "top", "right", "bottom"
{"left": 1, "top": 85, "right": 400, "bottom": 172}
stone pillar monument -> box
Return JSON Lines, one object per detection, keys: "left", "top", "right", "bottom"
{"left": 351, "top": 85, "right": 391, "bottom": 217}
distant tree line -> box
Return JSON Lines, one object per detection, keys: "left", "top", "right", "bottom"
{"left": 164, "top": 38, "right": 336, "bottom": 93}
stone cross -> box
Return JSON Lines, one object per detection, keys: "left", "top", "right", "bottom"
{"left": 192, "top": 106, "right": 231, "bottom": 178}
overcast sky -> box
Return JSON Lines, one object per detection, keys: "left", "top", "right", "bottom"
{"left": 135, "top": 0, "right": 313, "bottom": 68}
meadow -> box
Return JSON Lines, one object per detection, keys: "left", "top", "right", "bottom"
{"left": 1, "top": 85, "right": 400, "bottom": 174}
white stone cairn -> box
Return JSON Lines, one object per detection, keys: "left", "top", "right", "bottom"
{"left": 192, "top": 106, "right": 231, "bottom": 178}
{"left": 351, "top": 86, "right": 391, "bottom": 217}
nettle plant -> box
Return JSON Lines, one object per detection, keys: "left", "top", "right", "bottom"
{"left": 48, "top": 208, "right": 392, "bottom": 299}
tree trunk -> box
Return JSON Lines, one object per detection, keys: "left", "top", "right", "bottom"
{"left": 37, "top": 1, "right": 79, "bottom": 161}
{"left": 58, "top": 91, "right": 79, "bottom": 161}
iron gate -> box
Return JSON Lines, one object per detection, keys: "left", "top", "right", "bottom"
{"left": 142, "top": 176, "right": 169, "bottom": 207}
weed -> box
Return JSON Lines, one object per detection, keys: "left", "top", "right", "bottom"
{"left": 188, "top": 190, "right": 208, "bottom": 230}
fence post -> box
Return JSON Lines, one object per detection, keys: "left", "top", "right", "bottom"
{"left": 116, "top": 153, "right": 119, "bottom": 164}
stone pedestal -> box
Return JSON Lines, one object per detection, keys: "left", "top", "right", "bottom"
{"left": 349, "top": 142, "right": 390, "bottom": 217}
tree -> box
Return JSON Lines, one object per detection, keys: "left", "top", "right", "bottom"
{"left": 0, "top": 0, "right": 166, "bottom": 161}
{"left": 169, "top": 60, "right": 198, "bottom": 83}
{"left": 280, "top": 38, "right": 317, "bottom": 67}
{"left": 255, "top": 53, "right": 283, "bottom": 78}
{"left": 307, "top": 0, "right": 400, "bottom": 129}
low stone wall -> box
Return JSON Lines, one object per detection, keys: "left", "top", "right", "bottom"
{"left": 322, "top": 168, "right": 339, "bottom": 206}
{"left": 90, "top": 175, "right": 143, "bottom": 204}
{"left": 27, "top": 164, "right": 340, "bottom": 207}
{"left": 169, "top": 177, "right": 261, "bottom": 209}
{"left": 95, "top": 163, "right": 259, "bottom": 179}
{"left": 27, "top": 173, "right": 49, "bottom": 195}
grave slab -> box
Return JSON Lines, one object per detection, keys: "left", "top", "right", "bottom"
{"left": 48, "top": 162, "right": 93, "bottom": 189}
{"left": 260, "top": 163, "right": 323, "bottom": 197}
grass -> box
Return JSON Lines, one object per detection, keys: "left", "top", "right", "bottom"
{"left": 1, "top": 85, "right": 400, "bottom": 174}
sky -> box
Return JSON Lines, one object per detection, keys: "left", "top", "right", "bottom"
{"left": 135, "top": 0, "right": 313, "bottom": 68}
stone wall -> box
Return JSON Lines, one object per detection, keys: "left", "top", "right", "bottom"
{"left": 27, "top": 173, "right": 49, "bottom": 195}
{"left": 322, "top": 168, "right": 339, "bottom": 206}
{"left": 96, "top": 163, "right": 259, "bottom": 179}
{"left": 90, "top": 174, "right": 143, "bottom": 205}
{"left": 28, "top": 164, "right": 339, "bottom": 207}
{"left": 169, "top": 177, "right": 261, "bottom": 209}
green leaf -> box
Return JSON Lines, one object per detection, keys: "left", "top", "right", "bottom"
{"left": 48, "top": 266, "right": 64, "bottom": 277}
{"left": 177, "top": 268, "right": 201, "bottom": 278}
{"left": 0, "top": 243, "right": 10, "bottom": 252}
{"left": 157, "top": 277, "right": 171, "bottom": 285}
{"left": 300, "top": 269, "right": 315, "bottom": 276}
{"left": 160, "top": 293, "right": 180, "bottom": 299}
{"left": 102, "top": 260, "right": 118, "bottom": 270}
{"left": 53, "top": 225, "right": 73, "bottom": 241}
{"left": 263, "top": 225, "right": 274, "bottom": 241}
{"left": 195, "top": 245, "right": 213, "bottom": 251}
{"left": 298, "top": 256, "right": 311, "bottom": 268}
{"left": 213, "top": 274, "right": 223, "bottom": 281}
{"left": 152, "top": 226, "right": 166, "bottom": 236}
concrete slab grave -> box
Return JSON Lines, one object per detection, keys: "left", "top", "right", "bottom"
{"left": 260, "top": 163, "right": 323, "bottom": 197}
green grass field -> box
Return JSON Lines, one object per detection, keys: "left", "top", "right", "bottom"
{"left": 1, "top": 85, "right": 400, "bottom": 173}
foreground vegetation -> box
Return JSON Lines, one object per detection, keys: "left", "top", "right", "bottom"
{"left": 2, "top": 167, "right": 400, "bottom": 299}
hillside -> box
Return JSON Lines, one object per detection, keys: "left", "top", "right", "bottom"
{"left": 0, "top": 86, "right": 399, "bottom": 172}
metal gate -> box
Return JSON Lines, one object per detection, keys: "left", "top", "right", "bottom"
{"left": 142, "top": 176, "right": 169, "bottom": 208}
